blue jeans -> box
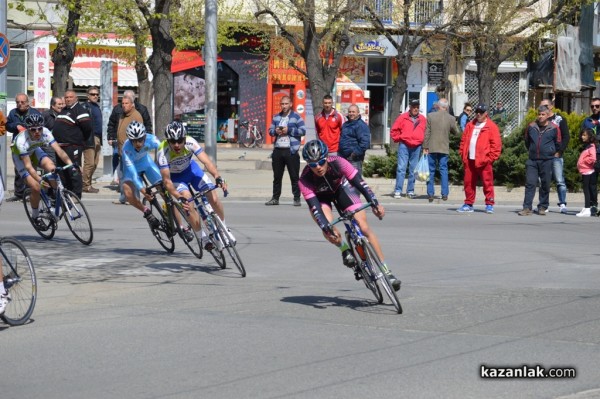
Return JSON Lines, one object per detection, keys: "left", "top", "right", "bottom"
{"left": 552, "top": 157, "right": 567, "bottom": 206}
{"left": 427, "top": 153, "right": 449, "bottom": 197}
{"left": 394, "top": 143, "right": 421, "bottom": 194}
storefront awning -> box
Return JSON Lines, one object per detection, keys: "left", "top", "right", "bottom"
{"left": 171, "top": 50, "right": 223, "bottom": 73}
{"left": 69, "top": 61, "right": 139, "bottom": 87}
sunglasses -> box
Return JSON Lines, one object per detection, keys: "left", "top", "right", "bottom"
{"left": 308, "top": 159, "right": 327, "bottom": 168}
{"left": 475, "top": 110, "right": 486, "bottom": 114}
{"left": 16, "top": 101, "right": 28, "bottom": 104}
{"left": 592, "top": 104, "right": 600, "bottom": 109}
{"left": 29, "top": 126, "right": 43, "bottom": 132}
{"left": 89, "top": 93, "right": 99, "bottom": 96}
{"left": 168, "top": 138, "right": 185, "bottom": 145}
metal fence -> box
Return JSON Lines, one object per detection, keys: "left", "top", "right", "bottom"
{"left": 365, "top": 0, "right": 443, "bottom": 26}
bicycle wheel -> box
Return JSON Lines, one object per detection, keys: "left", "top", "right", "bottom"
{"left": 142, "top": 197, "right": 175, "bottom": 253}
{"left": 346, "top": 233, "right": 382, "bottom": 303}
{"left": 23, "top": 189, "right": 57, "bottom": 240}
{"left": 363, "top": 241, "right": 402, "bottom": 314}
{"left": 213, "top": 216, "right": 246, "bottom": 277}
{"left": 1, "top": 237, "right": 37, "bottom": 326}
{"left": 172, "top": 203, "right": 203, "bottom": 259}
{"left": 238, "top": 127, "right": 252, "bottom": 148}
{"left": 202, "top": 216, "right": 226, "bottom": 269}
{"left": 61, "top": 190, "right": 94, "bottom": 245}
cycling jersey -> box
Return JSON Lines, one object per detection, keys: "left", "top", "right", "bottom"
{"left": 11, "top": 128, "right": 55, "bottom": 178}
{"left": 121, "top": 134, "right": 162, "bottom": 190}
{"left": 299, "top": 156, "right": 378, "bottom": 231}
{"left": 156, "top": 136, "right": 203, "bottom": 174}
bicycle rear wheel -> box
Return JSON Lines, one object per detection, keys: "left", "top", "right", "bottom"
{"left": 347, "top": 233, "right": 382, "bottom": 303}
{"left": 238, "top": 127, "right": 253, "bottom": 148}
{"left": 142, "top": 197, "right": 175, "bottom": 253}
{"left": 213, "top": 217, "right": 245, "bottom": 277}
{"left": 61, "top": 190, "right": 94, "bottom": 245}
{"left": 1, "top": 237, "right": 37, "bottom": 326}
{"left": 172, "top": 203, "right": 203, "bottom": 259}
{"left": 363, "top": 241, "right": 402, "bottom": 314}
{"left": 23, "top": 190, "right": 57, "bottom": 240}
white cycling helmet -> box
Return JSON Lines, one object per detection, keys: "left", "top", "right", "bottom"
{"left": 126, "top": 121, "right": 146, "bottom": 140}
{"left": 165, "top": 121, "right": 186, "bottom": 141}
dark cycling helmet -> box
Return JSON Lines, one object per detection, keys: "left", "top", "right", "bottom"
{"left": 302, "top": 139, "right": 328, "bottom": 162}
{"left": 165, "top": 121, "right": 186, "bottom": 141}
{"left": 25, "top": 114, "right": 45, "bottom": 128}
{"left": 126, "top": 120, "right": 146, "bottom": 140}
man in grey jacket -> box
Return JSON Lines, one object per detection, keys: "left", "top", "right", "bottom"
{"left": 423, "top": 98, "right": 459, "bottom": 202}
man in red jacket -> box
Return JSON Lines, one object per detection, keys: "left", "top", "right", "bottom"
{"left": 315, "top": 94, "right": 344, "bottom": 154}
{"left": 390, "top": 99, "right": 426, "bottom": 198}
{"left": 456, "top": 104, "right": 502, "bottom": 214}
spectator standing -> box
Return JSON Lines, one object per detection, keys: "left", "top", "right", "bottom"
{"left": 5, "top": 93, "right": 42, "bottom": 202}
{"left": 338, "top": 104, "right": 370, "bottom": 177}
{"left": 582, "top": 97, "right": 600, "bottom": 139}
{"left": 390, "top": 99, "right": 426, "bottom": 199}
{"left": 423, "top": 98, "right": 459, "bottom": 202}
{"left": 539, "top": 98, "right": 570, "bottom": 213}
{"left": 107, "top": 90, "right": 153, "bottom": 135}
{"left": 518, "top": 105, "right": 561, "bottom": 216}
{"left": 265, "top": 95, "right": 306, "bottom": 207}
{"left": 575, "top": 129, "right": 597, "bottom": 217}
{"left": 456, "top": 104, "right": 502, "bottom": 214}
{"left": 52, "top": 90, "right": 93, "bottom": 198}
{"left": 490, "top": 101, "right": 507, "bottom": 123}
{"left": 108, "top": 94, "right": 143, "bottom": 205}
{"left": 315, "top": 94, "right": 344, "bottom": 154}
{"left": 82, "top": 87, "right": 103, "bottom": 194}
{"left": 41, "top": 96, "right": 65, "bottom": 164}
{"left": 457, "top": 103, "right": 473, "bottom": 132}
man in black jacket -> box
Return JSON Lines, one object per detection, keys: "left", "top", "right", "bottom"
{"left": 52, "top": 90, "right": 93, "bottom": 198}
{"left": 82, "top": 87, "right": 103, "bottom": 193}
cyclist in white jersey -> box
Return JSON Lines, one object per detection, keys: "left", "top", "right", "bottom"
{"left": 11, "top": 114, "right": 73, "bottom": 228}
{"left": 156, "top": 121, "right": 228, "bottom": 248}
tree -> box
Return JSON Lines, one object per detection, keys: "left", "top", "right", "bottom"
{"left": 254, "top": 0, "right": 354, "bottom": 115}
{"left": 462, "top": 0, "right": 586, "bottom": 107}
{"left": 51, "top": 0, "right": 84, "bottom": 96}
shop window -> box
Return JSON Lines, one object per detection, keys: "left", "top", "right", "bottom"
{"left": 367, "top": 58, "right": 386, "bottom": 84}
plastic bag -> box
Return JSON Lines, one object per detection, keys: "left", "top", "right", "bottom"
{"left": 414, "top": 154, "right": 430, "bottom": 182}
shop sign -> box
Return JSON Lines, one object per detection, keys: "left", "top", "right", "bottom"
{"left": 428, "top": 63, "right": 445, "bottom": 86}
{"left": 34, "top": 42, "right": 51, "bottom": 109}
{"left": 353, "top": 40, "right": 386, "bottom": 55}
{"left": 595, "top": 71, "right": 600, "bottom": 82}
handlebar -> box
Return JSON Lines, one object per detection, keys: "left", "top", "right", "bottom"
{"left": 331, "top": 203, "right": 373, "bottom": 226}
{"left": 40, "top": 163, "right": 75, "bottom": 180}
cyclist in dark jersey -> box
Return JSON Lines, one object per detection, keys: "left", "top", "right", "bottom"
{"left": 299, "top": 140, "right": 400, "bottom": 290}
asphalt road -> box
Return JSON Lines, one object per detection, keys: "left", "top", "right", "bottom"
{"left": 1, "top": 199, "right": 600, "bottom": 399}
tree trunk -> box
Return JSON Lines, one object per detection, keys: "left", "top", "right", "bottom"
{"left": 51, "top": 3, "right": 82, "bottom": 96}
{"left": 475, "top": 40, "right": 500, "bottom": 107}
{"left": 390, "top": 53, "right": 411, "bottom": 118}
{"left": 147, "top": 49, "right": 173, "bottom": 140}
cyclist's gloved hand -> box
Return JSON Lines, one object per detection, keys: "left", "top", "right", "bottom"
{"left": 215, "top": 176, "right": 224, "bottom": 187}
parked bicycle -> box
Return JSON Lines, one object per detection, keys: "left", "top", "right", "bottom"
{"left": 1, "top": 236, "right": 37, "bottom": 326}
{"left": 23, "top": 164, "right": 94, "bottom": 245}
{"left": 238, "top": 119, "right": 263, "bottom": 148}
{"left": 142, "top": 180, "right": 203, "bottom": 258}
{"left": 332, "top": 203, "right": 402, "bottom": 314}
{"left": 187, "top": 184, "right": 246, "bottom": 277}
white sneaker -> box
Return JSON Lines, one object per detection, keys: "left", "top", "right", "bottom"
{"left": 0, "top": 292, "right": 11, "bottom": 315}
{"left": 576, "top": 208, "right": 591, "bottom": 217}
{"left": 559, "top": 204, "right": 568, "bottom": 214}
{"left": 393, "top": 192, "right": 402, "bottom": 199}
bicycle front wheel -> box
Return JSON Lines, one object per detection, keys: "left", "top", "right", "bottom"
{"left": 172, "top": 203, "right": 203, "bottom": 259}
{"left": 61, "top": 190, "right": 94, "bottom": 245}
{"left": 202, "top": 216, "right": 226, "bottom": 269}
{"left": 238, "top": 127, "right": 253, "bottom": 148}
{"left": 142, "top": 197, "right": 175, "bottom": 253}
{"left": 363, "top": 242, "right": 402, "bottom": 314}
{"left": 23, "top": 190, "right": 57, "bottom": 240}
{"left": 1, "top": 237, "right": 37, "bottom": 326}
{"left": 213, "top": 217, "right": 246, "bottom": 277}
{"left": 348, "top": 234, "right": 382, "bottom": 303}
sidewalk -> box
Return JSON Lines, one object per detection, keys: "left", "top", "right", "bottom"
{"left": 4, "top": 145, "right": 586, "bottom": 208}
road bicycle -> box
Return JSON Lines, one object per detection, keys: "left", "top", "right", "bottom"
{"left": 332, "top": 203, "right": 402, "bottom": 314}
{"left": 1, "top": 236, "right": 37, "bottom": 326}
{"left": 238, "top": 119, "right": 263, "bottom": 148}
{"left": 187, "top": 184, "right": 246, "bottom": 277}
{"left": 23, "top": 165, "right": 94, "bottom": 245}
{"left": 142, "top": 180, "right": 203, "bottom": 258}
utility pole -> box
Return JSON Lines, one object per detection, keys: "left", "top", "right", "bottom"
{"left": 0, "top": 0, "right": 8, "bottom": 185}
{"left": 204, "top": 0, "right": 217, "bottom": 163}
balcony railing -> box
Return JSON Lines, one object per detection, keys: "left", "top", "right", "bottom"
{"left": 362, "top": 0, "right": 444, "bottom": 26}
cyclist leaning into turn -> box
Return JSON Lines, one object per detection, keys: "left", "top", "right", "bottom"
{"left": 156, "top": 121, "right": 228, "bottom": 249}
{"left": 11, "top": 114, "right": 73, "bottom": 229}
{"left": 298, "top": 139, "right": 400, "bottom": 291}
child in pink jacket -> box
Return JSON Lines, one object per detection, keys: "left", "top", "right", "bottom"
{"left": 576, "top": 128, "right": 597, "bottom": 217}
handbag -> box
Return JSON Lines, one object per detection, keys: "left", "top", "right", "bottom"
{"left": 414, "top": 154, "right": 430, "bottom": 182}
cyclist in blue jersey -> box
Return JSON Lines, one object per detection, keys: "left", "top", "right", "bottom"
{"left": 121, "top": 121, "right": 180, "bottom": 229}
{"left": 156, "top": 121, "right": 228, "bottom": 248}
{"left": 11, "top": 114, "right": 73, "bottom": 229}
{"left": 299, "top": 139, "right": 400, "bottom": 291}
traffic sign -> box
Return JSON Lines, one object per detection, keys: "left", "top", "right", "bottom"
{"left": 0, "top": 33, "right": 10, "bottom": 68}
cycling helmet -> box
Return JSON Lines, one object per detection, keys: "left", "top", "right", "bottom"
{"left": 25, "top": 113, "right": 45, "bottom": 128}
{"left": 126, "top": 120, "right": 146, "bottom": 140}
{"left": 165, "top": 121, "right": 186, "bottom": 141}
{"left": 302, "top": 139, "right": 328, "bottom": 162}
